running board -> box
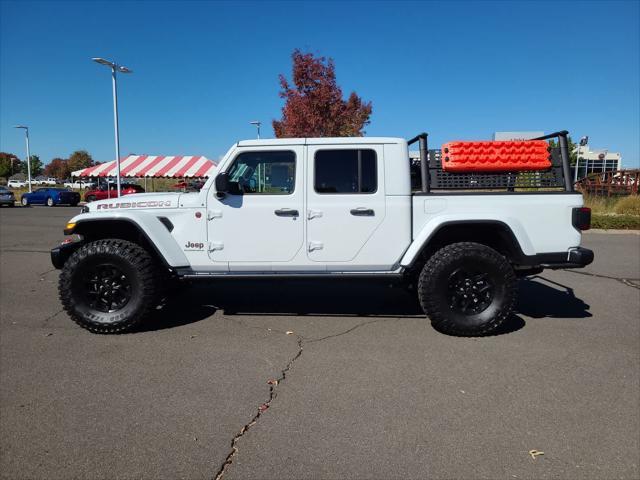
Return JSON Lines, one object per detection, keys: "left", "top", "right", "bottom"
{"left": 176, "top": 269, "right": 405, "bottom": 279}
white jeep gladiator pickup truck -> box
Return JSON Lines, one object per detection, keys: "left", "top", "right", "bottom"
{"left": 51, "top": 130, "right": 594, "bottom": 336}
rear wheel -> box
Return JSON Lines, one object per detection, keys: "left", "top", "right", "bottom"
{"left": 46, "top": 197, "right": 54, "bottom": 207}
{"left": 21, "top": 197, "right": 29, "bottom": 206}
{"left": 59, "top": 239, "right": 159, "bottom": 333}
{"left": 85, "top": 195, "right": 96, "bottom": 203}
{"left": 418, "top": 242, "right": 517, "bottom": 336}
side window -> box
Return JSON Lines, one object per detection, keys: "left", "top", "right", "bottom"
{"left": 314, "top": 149, "right": 377, "bottom": 194}
{"left": 227, "top": 151, "right": 296, "bottom": 195}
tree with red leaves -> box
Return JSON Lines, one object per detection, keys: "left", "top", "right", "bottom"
{"left": 44, "top": 158, "right": 71, "bottom": 180}
{"left": 0, "top": 152, "right": 21, "bottom": 180}
{"left": 273, "top": 50, "right": 372, "bottom": 138}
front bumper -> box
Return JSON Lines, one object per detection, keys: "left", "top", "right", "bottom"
{"left": 51, "top": 241, "right": 83, "bottom": 269}
{"left": 521, "top": 247, "right": 595, "bottom": 270}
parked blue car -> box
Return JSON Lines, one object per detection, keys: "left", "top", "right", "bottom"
{"left": 21, "top": 188, "right": 81, "bottom": 207}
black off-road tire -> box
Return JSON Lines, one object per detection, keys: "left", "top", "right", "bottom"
{"left": 59, "top": 239, "right": 159, "bottom": 333}
{"left": 418, "top": 242, "right": 517, "bottom": 336}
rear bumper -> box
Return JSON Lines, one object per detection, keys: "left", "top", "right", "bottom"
{"left": 58, "top": 194, "right": 81, "bottom": 204}
{"left": 51, "top": 241, "right": 83, "bottom": 269}
{"left": 520, "top": 247, "right": 594, "bottom": 270}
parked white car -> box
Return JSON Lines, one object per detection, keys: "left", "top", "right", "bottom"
{"left": 63, "top": 180, "right": 96, "bottom": 189}
{"left": 7, "top": 179, "right": 26, "bottom": 188}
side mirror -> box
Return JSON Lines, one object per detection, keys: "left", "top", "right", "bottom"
{"left": 215, "top": 172, "right": 229, "bottom": 195}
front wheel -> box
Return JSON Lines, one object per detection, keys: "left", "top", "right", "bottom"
{"left": 59, "top": 239, "right": 160, "bottom": 333}
{"left": 418, "top": 242, "right": 517, "bottom": 336}
{"left": 46, "top": 197, "right": 55, "bottom": 207}
{"left": 21, "top": 197, "right": 29, "bottom": 207}
{"left": 85, "top": 195, "right": 96, "bottom": 203}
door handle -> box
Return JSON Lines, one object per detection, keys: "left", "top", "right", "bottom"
{"left": 350, "top": 208, "right": 375, "bottom": 216}
{"left": 275, "top": 208, "right": 299, "bottom": 217}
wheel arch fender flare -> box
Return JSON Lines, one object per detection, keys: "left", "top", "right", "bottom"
{"left": 68, "top": 212, "right": 189, "bottom": 268}
{"left": 401, "top": 216, "right": 535, "bottom": 267}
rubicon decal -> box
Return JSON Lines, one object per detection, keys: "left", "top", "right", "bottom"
{"left": 96, "top": 201, "right": 173, "bottom": 210}
{"left": 184, "top": 241, "right": 204, "bottom": 251}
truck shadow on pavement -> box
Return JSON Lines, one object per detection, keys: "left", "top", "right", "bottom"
{"left": 142, "top": 275, "right": 591, "bottom": 334}
{"left": 518, "top": 275, "right": 592, "bottom": 319}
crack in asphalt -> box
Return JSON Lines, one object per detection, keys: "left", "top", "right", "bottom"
{"left": 307, "top": 317, "right": 403, "bottom": 343}
{"left": 39, "top": 267, "right": 57, "bottom": 277}
{"left": 214, "top": 329, "right": 303, "bottom": 480}
{"left": 213, "top": 316, "right": 403, "bottom": 479}
{"left": 42, "top": 309, "right": 64, "bottom": 325}
{"left": 566, "top": 269, "right": 640, "bottom": 290}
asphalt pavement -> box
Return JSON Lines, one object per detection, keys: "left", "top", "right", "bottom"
{"left": 1, "top": 206, "right": 638, "bottom": 480}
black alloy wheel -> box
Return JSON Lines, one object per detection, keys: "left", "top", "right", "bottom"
{"left": 82, "top": 263, "right": 132, "bottom": 313}
{"left": 59, "top": 239, "right": 159, "bottom": 333}
{"left": 447, "top": 268, "right": 494, "bottom": 315}
{"left": 418, "top": 242, "right": 517, "bottom": 336}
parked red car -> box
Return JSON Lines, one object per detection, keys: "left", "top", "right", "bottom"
{"left": 173, "top": 180, "right": 205, "bottom": 191}
{"left": 84, "top": 183, "right": 145, "bottom": 202}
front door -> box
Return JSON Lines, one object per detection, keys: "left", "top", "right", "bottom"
{"left": 306, "top": 145, "right": 385, "bottom": 264}
{"left": 207, "top": 147, "right": 304, "bottom": 270}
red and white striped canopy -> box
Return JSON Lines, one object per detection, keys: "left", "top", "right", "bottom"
{"left": 72, "top": 155, "right": 217, "bottom": 178}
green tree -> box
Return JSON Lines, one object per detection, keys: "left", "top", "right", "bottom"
{"left": 20, "top": 155, "right": 43, "bottom": 177}
{"left": 0, "top": 152, "right": 21, "bottom": 179}
{"left": 549, "top": 136, "right": 578, "bottom": 165}
{"left": 67, "top": 150, "right": 94, "bottom": 172}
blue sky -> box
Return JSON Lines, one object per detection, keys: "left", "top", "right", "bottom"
{"left": 1, "top": 0, "right": 638, "bottom": 166}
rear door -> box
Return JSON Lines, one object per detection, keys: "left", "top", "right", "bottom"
{"left": 306, "top": 145, "right": 385, "bottom": 264}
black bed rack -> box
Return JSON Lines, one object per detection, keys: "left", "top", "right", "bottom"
{"left": 407, "top": 131, "right": 574, "bottom": 193}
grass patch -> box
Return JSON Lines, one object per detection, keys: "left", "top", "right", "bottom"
{"left": 613, "top": 195, "right": 640, "bottom": 216}
{"left": 591, "top": 213, "right": 640, "bottom": 230}
{"left": 583, "top": 195, "right": 640, "bottom": 229}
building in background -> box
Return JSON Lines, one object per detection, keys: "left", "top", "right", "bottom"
{"left": 573, "top": 145, "right": 622, "bottom": 181}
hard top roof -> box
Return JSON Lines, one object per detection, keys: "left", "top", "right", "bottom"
{"left": 236, "top": 137, "right": 406, "bottom": 147}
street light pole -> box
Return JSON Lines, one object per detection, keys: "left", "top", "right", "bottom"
{"left": 250, "top": 121, "right": 261, "bottom": 139}
{"left": 111, "top": 65, "right": 122, "bottom": 198}
{"left": 14, "top": 125, "right": 32, "bottom": 192}
{"left": 92, "top": 57, "right": 132, "bottom": 197}
{"left": 575, "top": 136, "right": 589, "bottom": 182}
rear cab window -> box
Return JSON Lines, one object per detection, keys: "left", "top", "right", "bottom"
{"left": 314, "top": 149, "right": 377, "bottom": 194}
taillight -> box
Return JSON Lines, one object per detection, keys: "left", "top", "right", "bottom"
{"left": 572, "top": 207, "right": 591, "bottom": 231}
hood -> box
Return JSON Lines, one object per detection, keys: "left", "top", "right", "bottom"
{"left": 86, "top": 192, "right": 182, "bottom": 212}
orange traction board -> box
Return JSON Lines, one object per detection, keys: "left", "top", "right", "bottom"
{"left": 441, "top": 140, "right": 551, "bottom": 172}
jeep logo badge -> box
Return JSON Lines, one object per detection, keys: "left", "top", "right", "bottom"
{"left": 184, "top": 241, "right": 204, "bottom": 251}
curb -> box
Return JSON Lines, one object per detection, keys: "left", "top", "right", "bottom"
{"left": 586, "top": 229, "right": 640, "bottom": 235}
